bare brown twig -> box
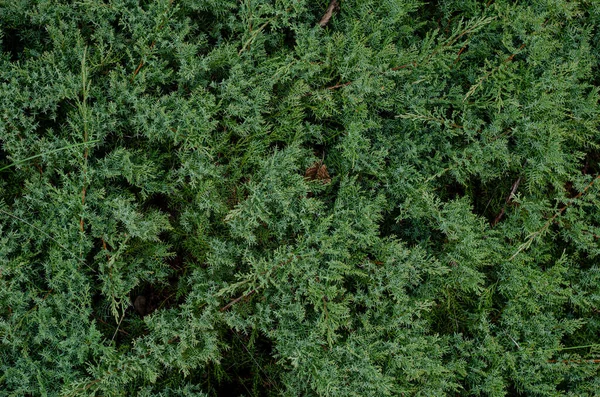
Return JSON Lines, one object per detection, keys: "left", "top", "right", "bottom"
{"left": 326, "top": 81, "right": 351, "bottom": 90}
{"left": 131, "top": 41, "right": 155, "bottom": 80}
{"left": 492, "top": 177, "right": 521, "bottom": 227}
{"left": 319, "top": 0, "right": 339, "bottom": 27}
{"left": 101, "top": 238, "right": 111, "bottom": 261}
{"left": 548, "top": 359, "right": 600, "bottom": 364}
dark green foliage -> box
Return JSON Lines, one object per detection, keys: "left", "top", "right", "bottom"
{"left": 1, "top": 0, "right": 600, "bottom": 395}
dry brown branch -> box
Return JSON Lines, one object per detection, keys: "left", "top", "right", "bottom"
{"left": 326, "top": 81, "right": 351, "bottom": 90}
{"left": 391, "top": 63, "right": 415, "bottom": 71}
{"left": 132, "top": 41, "right": 155, "bottom": 80}
{"left": 548, "top": 359, "right": 600, "bottom": 364}
{"left": 454, "top": 45, "right": 468, "bottom": 64}
{"left": 101, "top": 238, "right": 111, "bottom": 261}
{"left": 319, "top": 0, "right": 339, "bottom": 27}
{"left": 492, "top": 177, "right": 521, "bottom": 227}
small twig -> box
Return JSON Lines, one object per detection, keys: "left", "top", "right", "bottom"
{"left": 326, "top": 81, "right": 351, "bottom": 90}
{"left": 492, "top": 209, "right": 505, "bottom": 227}
{"left": 0, "top": 140, "right": 99, "bottom": 173}
{"left": 239, "top": 20, "right": 270, "bottom": 55}
{"left": 220, "top": 289, "right": 256, "bottom": 312}
{"left": 509, "top": 173, "right": 600, "bottom": 261}
{"left": 540, "top": 343, "right": 600, "bottom": 354}
{"left": 492, "top": 177, "right": 521, "bottom": 227}
{"left": 428, "top": 17, "right": 494, "bottom": 65}
{"left": 111, "top": 309, "right": 127, "bottom": 343}
{"left": 80, "top": 47, "right": 90, "bottom": 233}
{"left": 453, "top": 44, "right": 468, "bottom": 64}
{"left": 14, "top": 289, "right": 54, "bottom": 331}
{"left": 157, "top": 292, "right": 177, "bottom": 310}
{"left": 0, "top": 208, "right": 94, "bottom": 271}
{"left": 391, "top": 62, "right": 416, "bottom": 71}
{"left": 548, "top": 359, "right": 600, "bottom": 364}
{"left": 581, "top": 229, "right": 600, "bottom": 239}
{"left": 131, "top": 0, "right": 174, "bottom": 80}
{"left": 464, "top": 43, "right": 526, "bottom": 101}
{"left": 504, "top": 43, "right": 526, "bottom": 63}
{"left": 101, "top": 238, "right": 111, "bottom": 261}
{"left": 323, "top": 19, "right": 489, "bottom": 92}
{"left": 131, "top": 41, "right": 155, "bottom": 80}
{"left": 488, "top": 127, "right": 513, "bottom": 143}
{"left": 318, "top": 0, "right": 338, "bottom": 27}
{"left": 507, "top": 333, "right": 520, "bottom": 349}
{"left": 231, "top": 330, "right": 281, "bottom": 393}
{"left": 507, "top": 177, "right": 522, "bottom": 202}
{"left": 95, "top": 316, "right": 130, "bottom": 336}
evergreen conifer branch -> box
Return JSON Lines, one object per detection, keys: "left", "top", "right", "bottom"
{"left": 509, "top": 173, "right": 600, "bottom": 261}
{"left": 0, "top": 140, "right": 100, "bottom": 173}
{"left": 1, "top": 0, "right": 599, "bottom": 394}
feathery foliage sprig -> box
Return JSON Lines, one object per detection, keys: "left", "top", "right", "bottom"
{"left": 1, "top": 0, "right": 600, "bottom": 395}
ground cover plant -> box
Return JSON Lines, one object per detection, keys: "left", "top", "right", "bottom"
{"left": 1, "top": 0, "right": 600, "bottom": 395}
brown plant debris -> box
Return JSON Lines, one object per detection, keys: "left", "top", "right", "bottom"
{"left": 319, "top": 0, "right": 339, "bottom": 27}
{"left": 305, "top": 161, "right": 331, "bottom": 184}
{"left": 492, "top": 176, "right": 521, "bottom": 227}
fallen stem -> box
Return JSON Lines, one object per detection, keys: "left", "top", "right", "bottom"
{"left": 0, "top": 140, "right": 100, "bottom": 173}
{"left": 220, "top": 289, "right": 256, "bottom": 312}
{"left": 318, "top": 0, "right": 338, "bottom": 27}
{"left": 0, "top": 208, "right": 95, "bottom": 272}
{"left": 492, "top": 176, "right": 521, "bottom": 227}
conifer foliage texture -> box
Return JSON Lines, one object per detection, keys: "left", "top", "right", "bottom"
{"left": 2, "top": 0, "right": 600, "bottom": 395}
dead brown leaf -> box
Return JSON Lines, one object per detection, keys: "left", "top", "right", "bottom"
{"left": 305, "top": 161, "right": 331, "bottom": 184}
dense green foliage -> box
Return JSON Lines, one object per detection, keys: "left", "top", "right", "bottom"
{"left": 2, "top": 0, "right": 600, "bottom": 395}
